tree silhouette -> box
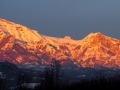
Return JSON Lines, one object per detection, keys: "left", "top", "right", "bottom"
{"left": 36, "top": 58, "right": 63, "bottom": 90}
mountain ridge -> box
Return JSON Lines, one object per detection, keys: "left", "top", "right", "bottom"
{"left": 0, "top": 18, "right": 120, "bottom": 68}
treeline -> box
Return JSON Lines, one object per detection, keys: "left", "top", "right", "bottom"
{"left": 1, "top": 60, "right": 120, "bottom": 90}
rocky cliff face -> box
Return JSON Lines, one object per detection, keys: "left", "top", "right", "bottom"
{"left": 0, "top": 18, "right": 120, "bottom": 68}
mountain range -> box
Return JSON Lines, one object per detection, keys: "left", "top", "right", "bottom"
{"left": 0, "top": 18, "right": 120, "bottom": 68}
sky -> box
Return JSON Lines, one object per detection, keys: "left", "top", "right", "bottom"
{"left": 0, "top": 0, "right": 120, "bottom": 40}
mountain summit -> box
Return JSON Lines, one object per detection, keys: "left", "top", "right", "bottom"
{"left": 0, "top": 18, "right": 120, "bottom": 68}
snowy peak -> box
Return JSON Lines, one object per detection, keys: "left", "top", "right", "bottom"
{"left": 79, "top": 32, "right": 120, "bottom": 54}
{"left": 81, "top": 32, "right": 113, "bottom": 46}
{"left": 78, "top": 32, "right": 103, "bottom": 48}
{"left": 0, "top": 18, "right": 43, "bottom": 42}
{"left": 83, "top": 32, "right": 106, "bottom": 41}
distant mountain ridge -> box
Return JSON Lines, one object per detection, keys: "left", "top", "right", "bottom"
{"left": 0, "top": 18, "right": 120, "bottom": 68}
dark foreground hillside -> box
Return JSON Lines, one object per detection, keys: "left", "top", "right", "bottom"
{"left": 1, "top": 60, "right": 120, "bottom": 90}
{"left": 2, "top": 75, "right": 119, "bottom": 90}
{"left": 60, "top": 76, "right": 120, "bottom": 90}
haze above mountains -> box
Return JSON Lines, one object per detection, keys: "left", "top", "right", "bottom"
{"left": 0, "top": 18, "right": 120, "bottom": 68}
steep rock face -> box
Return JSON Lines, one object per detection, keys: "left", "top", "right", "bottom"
{"left": 0, "top": 18, "right": 120, "bottom": 68}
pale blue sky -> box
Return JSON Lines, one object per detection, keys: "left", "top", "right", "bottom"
{"left": 0, "top": 0, "right": 120, "bottom": 39}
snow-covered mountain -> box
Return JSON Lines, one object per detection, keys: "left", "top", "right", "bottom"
{"left": 0, "top": 18, "right": 120, "bottom": 68}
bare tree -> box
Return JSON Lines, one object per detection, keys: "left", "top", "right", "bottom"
{"left": 36, "top": 58, "right": 63, "bottom": 90}
{"left": 52, "top": 58, "right": 63, "bottom": 89}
